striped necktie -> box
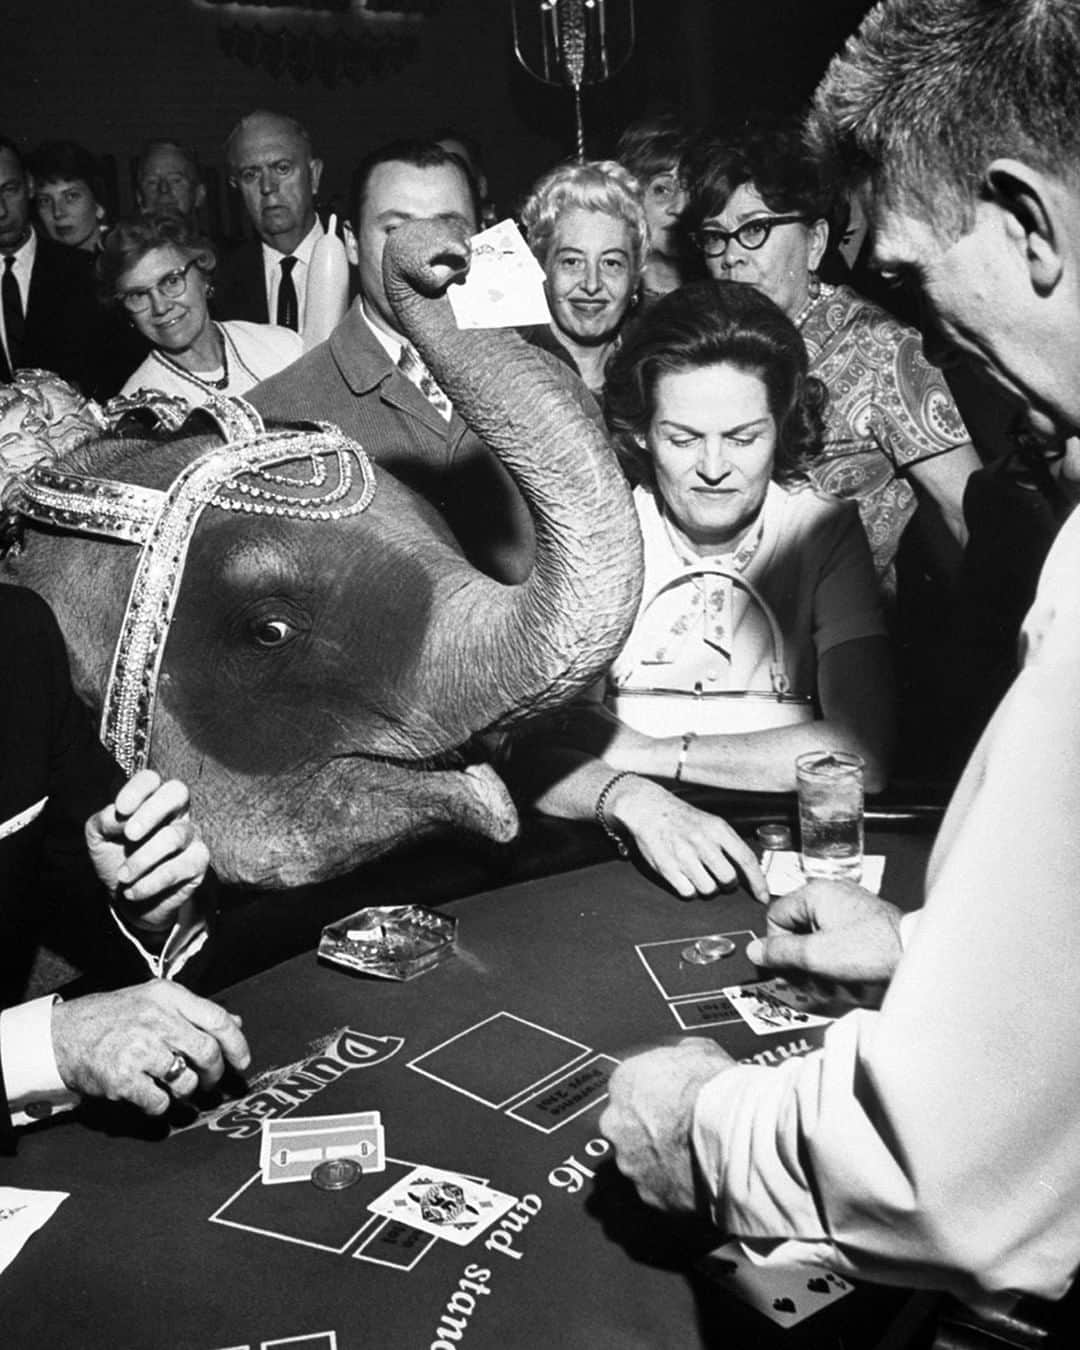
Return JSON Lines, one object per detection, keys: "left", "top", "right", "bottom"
{"left": 397, "top": 342, "right": 452, "bottom": 422}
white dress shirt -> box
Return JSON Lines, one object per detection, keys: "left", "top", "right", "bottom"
{"left": 261, "top": 219, "right": 323, "bottom": 335}
{"left": 0, "top": 229, "right": 35, "bottom": 372}
{"left": 691, "top": 503, "right": 1080, "bottom": 1309}
{"left": 2, "top": 901, "right": 208, "bottom": 1126}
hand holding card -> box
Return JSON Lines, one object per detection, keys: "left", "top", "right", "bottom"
{"left": 447, "top": 220, "right": 551, "bottom": 329}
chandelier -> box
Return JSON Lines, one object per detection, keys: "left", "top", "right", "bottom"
{"left": 512, "top": 0, "right": 636, "bottom": 159}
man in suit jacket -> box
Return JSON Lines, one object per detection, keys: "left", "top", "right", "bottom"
{"left": 0, "top": 136, "right": 144, "bottom": 398}
{"left": 215, "top": 111, "right": 324, "bottom": 336}
{"left": 250, "top": 140, "right": 536, "bottom": 585}
{"left": 0, "top": 584, "right": 250, "bottom": 1149}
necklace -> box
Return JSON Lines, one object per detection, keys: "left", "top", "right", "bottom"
{"left": 151, "top": 322, "right": 231, "bottom": 392}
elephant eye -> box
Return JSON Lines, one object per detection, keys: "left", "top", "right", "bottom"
{"left": 249, "top": 617, "right": 296, "bottom": 648}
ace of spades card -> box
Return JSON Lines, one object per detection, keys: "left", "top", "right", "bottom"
{"left": 368, "top": 1165, "right": 517, "bottom": 1246}
{"left": 697, "top": 1240, "right": 854, "bottom": 1326}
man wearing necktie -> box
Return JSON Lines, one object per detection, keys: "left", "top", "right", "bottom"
{"left": 0, "top": 135, "right": 141, "bottom": 396}
{"left": 216, "top": 111, "right": 324, "bottom": 336}
{"left": 250, "top": 139, "right": 552, "bottom": 586}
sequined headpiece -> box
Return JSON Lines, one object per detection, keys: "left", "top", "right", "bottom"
{"left": 4, "top": 394, "right": 377, "bottom": 774}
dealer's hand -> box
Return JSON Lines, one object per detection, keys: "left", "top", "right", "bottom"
{"left": 85, "top": 769, "right": 209, "bottom": 933}
{"left": 51, "top": 981, "right": 250, "bottom": 1116}
{"left": 600, "top": 1038, "right": 736, "bottom": 1212}
{"left": 747, "top": 879, "right": 905, "bottom": 985}
{"left": 607, "top": 776, "right": 770, "bottom": 903}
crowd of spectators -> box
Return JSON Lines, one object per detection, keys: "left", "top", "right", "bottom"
{"left": 1, "top": 87, "right": 1068, "bottom": 1144}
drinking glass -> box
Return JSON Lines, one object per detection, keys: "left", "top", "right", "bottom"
{"left": 796, "top": 751, "right": 864, "bottom": 881}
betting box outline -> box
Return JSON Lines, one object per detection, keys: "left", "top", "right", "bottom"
{"left": 407, "top": 1011, "right": 592, "bottom": 1110}
{"left": 209, "top": 1154, "right": 491, "bottom": 1268}
{"left": 505, "top": 1054, "right": 620, "bottom": 1134}
{"left": 209, "top": 1170, "right": 384, "bottom": 1255}
{"left": 353, "top": 1224, "right": 436, "bottom": 1271}
{"left": 635, "top": 931, "right": 758, "bottom": 1004}
{"left": 667, "top": 993, "right": 742, "bottom": 1031}
{"left": 211, "top": 1333, "right": 338, "bottom": 1350}
{"left": 263, "top": 1335, "right": 338, "bottom": 1350}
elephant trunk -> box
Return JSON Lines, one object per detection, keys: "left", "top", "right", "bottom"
{"left": 382, "top": 220, "right": 642, "bottom": 743}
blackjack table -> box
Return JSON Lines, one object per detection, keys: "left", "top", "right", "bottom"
{"left": 0, "top": 824, "right": 936, "bottom": 1350}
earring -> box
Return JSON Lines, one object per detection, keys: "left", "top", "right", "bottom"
{"left": 808, "top": 271, "right": 822, "bottom": 299}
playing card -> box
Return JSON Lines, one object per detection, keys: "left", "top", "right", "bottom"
{"left": 448, "top": 219, "right": 551, "bottom": 329}
{"left": 260, "top": 1111, "right": 384, "bottom": 1184}
{"left": 697, "top": 1240, "right": 854, "bottom": 1326}
{"left": 0, "top": 1187, "right": 68, "bottom": 1278}
{"left": 721, "top": 980, "right": 834, "bottom": 1037}
{"left": 762, "top": 850, "right": 885, "bottom": 896}
{"left": 368, "top": 1166, "right": 517, "bottom": 1246}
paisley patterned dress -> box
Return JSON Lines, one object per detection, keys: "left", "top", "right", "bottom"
{"left": 800, "top": 283, "right": 970, "bottom": 589}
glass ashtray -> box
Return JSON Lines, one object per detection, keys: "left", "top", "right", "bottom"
{"left": 318, "top": 905, "right": 457, "bottom": 982}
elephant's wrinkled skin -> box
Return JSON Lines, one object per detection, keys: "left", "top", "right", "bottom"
{"left": 3, "top": 221, "right": 642, "bottom": 887}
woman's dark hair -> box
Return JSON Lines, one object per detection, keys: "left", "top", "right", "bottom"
{"left": 604, "top": 279, "right": 827, "bottom": 487}
{"left": 96, "top": 211, "right": 216, "bottom": 304}
{"left": 615, "top": 112, "right": 691, "bottom": 184}
{"left": 25, "top": 140, "right": 105, "bottom": 202}
{"left": 683, "top": 124, "right": 836, "bottom": 239}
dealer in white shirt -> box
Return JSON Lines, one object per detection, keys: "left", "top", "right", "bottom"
{"left": 600, "top": 0, "right": 1080, "bottom": 1315}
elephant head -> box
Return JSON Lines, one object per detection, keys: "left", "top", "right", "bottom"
{"left": 2, "top": 220, "right": 642, "bottom": 886}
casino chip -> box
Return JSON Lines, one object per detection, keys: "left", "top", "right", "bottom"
{"left": 311, "top": 1158, "right": 362, "bottom": 1191}
{"left": 682, "top": 935, "right": 736, "bottom": 964}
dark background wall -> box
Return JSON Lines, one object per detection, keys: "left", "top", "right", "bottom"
{"left": 1, "top": 0, "right": 874, "bottom": 231}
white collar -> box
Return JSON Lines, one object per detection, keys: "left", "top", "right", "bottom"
{"left": 260, "top": 216, "right": 324, "bottom": 269}
{"left": 359, "top": 299, "right": 405, "bottom": 364}
{"left": 5, "top": 228, "right": 37, "bottom": 269}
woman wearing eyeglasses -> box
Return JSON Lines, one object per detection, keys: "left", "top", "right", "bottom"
{"left": 99, "top": 213, "right": 302, "bottom": 405}
{"left": 615, "top": 113, "right": 691, "bottom": 303}
{"left": 685, "top": 127, "right": 979, "bottom": 595}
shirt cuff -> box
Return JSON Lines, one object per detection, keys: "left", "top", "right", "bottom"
{"left": 1, "top": 996, "right": 80, "bottom": 1125}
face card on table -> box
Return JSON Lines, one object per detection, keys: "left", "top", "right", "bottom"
{"left": 408, "top": 1012, "right": 591, "bottom": 1108}
{"left": 636, "top": 931, "right": 759, "bottom": 1002}
{"left": 368, "top": 1166, "right": 517, "bottom": 1246}
{"left": 697, "top": 1240, "right": 854, "bottom": 1326}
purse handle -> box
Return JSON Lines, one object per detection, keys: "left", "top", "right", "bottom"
{"left": 637, "top": 561, "right": 791, "bottom": 696}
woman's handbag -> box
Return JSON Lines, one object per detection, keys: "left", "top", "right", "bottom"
{"left": 609, "top": 562, "right": 815, "bottom": 737}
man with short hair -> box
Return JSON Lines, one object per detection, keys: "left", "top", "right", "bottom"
{"left": 0, "top": 136, "right": 140, "bottom": 397}
{"left": 600, "top": 0, "right": 1080, "bottom": 1313}
{"left": 250, "top": 139, "right": 533, "bottom": 583}
{"left": 135, "top": 140, "right": 206, "bottom": 231}
{"left": 215, "top": 111, "right": 324, "bottom": 335}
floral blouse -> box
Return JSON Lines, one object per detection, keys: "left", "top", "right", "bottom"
{"left": 800, "top": 282, "right": 970, "bottom": 584}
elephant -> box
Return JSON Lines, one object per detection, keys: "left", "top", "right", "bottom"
{"left": 0, "top": 219, "right": 642, "bottom": 888}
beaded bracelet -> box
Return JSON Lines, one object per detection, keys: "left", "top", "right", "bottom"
{"left": 674, "top": 730, "right": 697, "bottom": 782}
{"left": 595, "top": 770, "right": 635, "bottom": 858}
